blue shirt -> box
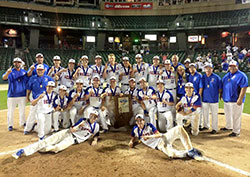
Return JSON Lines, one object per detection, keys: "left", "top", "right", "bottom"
{"left": 171, "top": 62, "right": 185, "bottom": 71}
{"left": 177, "top": 75, "right": 187, "bottom": 97}
{"left": 222, "top": 63, "right": 229, "bottom": 72}
{"left": 27, "top": 75, "right": 54, "bottom": 99}
{"left": 31, "top": 63, "right": 50, "bottom": 76}
{"left": 201, "top": 73, "right": 222, "bottom": 103}
{"left": 2, "top": 68, "right": 29, "bottom": 97}
{"left": 188, "top": 72, "right": 202, "bottom": 94}
{"left": 222, "top": 70, "right": 249, "bottom": 103}
{"left": 238, "top": 53, "right": 244, "bottom": 60}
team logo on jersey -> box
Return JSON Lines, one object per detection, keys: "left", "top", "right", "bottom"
{"left": 232, "top": 75, "right": 236, "bottom": 80}
{"left": 194, "top": 77, "right": 197, "bottom": 81}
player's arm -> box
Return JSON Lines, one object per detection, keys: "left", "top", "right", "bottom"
{"left": 237, "top": 87, "right": 247, "bottom": 105}
{"left": 26, "top": 90, "right": 31, "bottom": 102}
{"left": 142, "top": 131, "right": 162, "bottom": 140}
{"left": 70, "top": 119, "right": 86, "bottom": 133}
{"left": 102, "top": 63, "right": 109, "bottom": 79}
{"left": 2, "top": 66, "right": 12, "bottom": 80}
{"left": 31, "top": 93, "right": 45, "bottom": 106}
{"left": 175, "top": 100, "right": 182, "bottom": 110}
{"left": 73, "top": 67, "right": 80, "bottom": 79}
{"left": 27, "top": 64, "right": 35, "bottom": 77}
{"left": 128, "top": 136, "right": 136, "bottom": 148}
{"left": 163, "top": 99, "right": 174, "bottom": 106}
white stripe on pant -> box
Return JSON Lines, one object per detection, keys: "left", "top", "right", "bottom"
{"left": 202, "top": 102, "right": 218, "bottom": 131}
{"left": 224, "top": 102, "right": 244, "bottom": 134}
{"left": 7, "top": 97, "right": 26, "bottom": 127}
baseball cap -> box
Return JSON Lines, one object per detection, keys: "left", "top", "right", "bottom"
{"left": 129, "top": 78, "right": 136, "bottom": 82}
{"left": 229, "top": 60, "right": 238, "bottom": 66}
{"left": 135, "top": 114, "right": 144, "bottom": 120}
{"left": 81, "top": 55, "right": 88, "bottom": 60}
{"left": 90, "top": 110, "right": 99, "bottom": 116}
{"left": 76, "top": 79, "right": 84, "bottom": 84}
{"left": 13, "top": 57, "right": 22, "bottom": 63}
{"left": 156, "top": 80, "right": 164, "bottom": 84}
{"left": 189, "top": 63, "right": 196, "bottom": 67}
{"left": 36, "top": 53, "right": 43, "bottom": 58}
{"left": 123, "top": 57, "right": 129, "bottom": 61}
{"left": 36, "top": 64, "right": 44, "bottom": 70}
{"left": 185, "top": 82, "right": 194, "bottom": 88}
{"left": 153, "top": 56, "right": 160, "bottom": 60}
{"left": 184, "top": 58, "right": 191, "bottom": 63}
{"left": 164, "top": 60, "right": 171, "bottom": 64}
{"left": 68, "top": 59, "right": 75, "bottom": 63}
{"left": 110, "top": 76, "right": 116, "bottom": 81}
{"left": 53, "top": 56, "right": 61, "bottom": 60}
{"left": 204, "top": 62, "right": 213, "bottom": 68}
{"left": 47, "top": 81, "right": 55, "bottom": 87}
{"left": 95, "top": 55, "right": 102, "bottom": 59}
{"left": 135, "top": 54, "right": 142, "bottom": 58}
{"left": 139, "top": 77, "right": 147, "bottom": 82}
{"left": 59, "top": 85, "right": 67, "bottom": 91}
{"left": 92, "top": 75, "right": 100, "bottom": 80}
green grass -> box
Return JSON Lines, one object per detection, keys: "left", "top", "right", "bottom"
{"left": 0, "top": 90, "right": 250, "bottom": 114}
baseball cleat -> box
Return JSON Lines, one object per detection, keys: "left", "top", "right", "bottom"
{"left": 199, "top": 127, "right": 209, "bottom": 131}
{"left": 210, "top": 130, "right": 217, "bottom": 134}
{"left": 24, "top": 131, "right": 29, "bottom": 135}
{"left": 187, "top": 148, "right": 204, "bottom": 161}
{"left": 220, "top": 127, "right": 232, "bottom": 131}
{"left": 12, "top": 149, "right": 24, "bottom": 159}
{"left": 229, "top": 132, "right": 240, "bottom": 137}
{"left": 8, "top": 126, "right": 13, "bottom": 131}
{"left": 39, "top": 136, "right": 45, "bottom": 141}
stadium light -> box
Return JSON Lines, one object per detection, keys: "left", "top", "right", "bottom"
{"left": 57, "top": 27, "right": 62, "bottom": 33}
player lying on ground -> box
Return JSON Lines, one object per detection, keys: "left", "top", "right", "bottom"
{"left": 12, "top": 109, "right": 100, "bottom": 159}
{"left": 128, "top": 114, "right": 203, "bottom": 160}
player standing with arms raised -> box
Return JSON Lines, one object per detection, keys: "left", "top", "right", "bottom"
{"left": 27, "top": 53, "right": 50, "bottom": 76}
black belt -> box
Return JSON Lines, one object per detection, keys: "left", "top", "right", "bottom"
{"left": 72, "top": 133, "right": 78, "bottom": 144}
{"left": 166, "top": 88, "right": 176, "bottom": 90}
{"left": 93, "top": 106, "right": 100, "bottom": 110}
{"left": 121, "top": 83, "right": 129, "bottom": 86}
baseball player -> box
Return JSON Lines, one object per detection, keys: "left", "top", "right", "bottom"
{"left": 137, "top": 77, "right": 157, "bottom": 127}
{"left": 12, "top": 110, "right": 100, "bottom": 159}
{"left": 147, "top": 56, "right": 161, "bottom": 90}
{"left": 73, "top": 55, "right": 93, "bottom": 89}
{"left": 119, "top": 57, "right": 133, "bottom": 92}
{"left": 176, "top": 65, "right": 188, "bottom": 100}
{"left": 103, "top": 53, "right": 122, "bottom": 84}
{"left": 91, "top": 55, "right": 105, "bottom": 87}
{"left": 154, "top": 80, "right": 174, "bottom": 132}
{"left": 171, "top": 55, "right": 185, "bottom": 72}
{"left": 176, "top": 82, "right": 201, "bottom": 136}
{"left": 124, "top": 78, "right": 143, "bottom": 125}
{"left": 128, "top": 114, "right": 203, "bottom": 160}
{"left": 27, "top": 53, "right": 50, "bottom": 76}
{"left": 56, "top": 59, "right": 76, "bottom": 92}
{"left": 31, "top": 81, "right": 56, "bottom": 140}
{"left": 221, "top": 60, "right": 248, "bottom": 137}
{"left": 68, "top": 79, "right": 86, "bottom": 126}
{"left": 132, "top": 54, "right": 149, "bottom": 86}
{"left": 200, "top": 63, "right": 222, "bottom": 134}
{"left": 2, "top": 57, "right": 29, "bottom": 131}
{"left": 47, "top": 56, "right": 64, "bottom": 87}
{"left": 184, "top": 58, "right": 191, "bottom": 79}
{"left": 24, "top": 64, "right": 54, "bottom": 135}
{"left": 53, "top": 85, "right": 70, "bottom": 130}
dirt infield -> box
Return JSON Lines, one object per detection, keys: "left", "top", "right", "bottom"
{"left": 0, "top": 107, "right": 250, "bottom": 177}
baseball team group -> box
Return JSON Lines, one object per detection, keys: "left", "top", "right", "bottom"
{"left": 2, "top": 52, "right": 248, "bottom": 160}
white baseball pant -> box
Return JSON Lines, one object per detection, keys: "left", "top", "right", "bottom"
{"left": 37, "top": 112, "right": 52, "bottom": 139}
{"left": 69, "top": 105, "right": 86, "bottom": 126}
{"left": 224, "top": 102, "right": 244, "bottom": 134}
{"left": 157, "top": 111, "right": 173, "bottom": 132}
{"left": 157, "top": 126, "right": 193, "bottom": 158}
{"left": 7, "top": 97, "right": 26, "bottom": 127}
{"left": 145, "top": 106, "right": 157, "bottom": 128}
{"left": 20, "top": 129, "right": 75, "bottom": 156}
{"left": 53, "top": 111, "right": 69, "bottom": 130}
{"left": 202, "top": 102, "right": 218, "bottom": 131}
{"left": 24, "top": 105, "right": 38, "bottom": 132}
{"left": 167, "top": 89, "right": 177, "bottom": 122}
{"left": 176, "top": 111, "right": 200, "bottom": 136}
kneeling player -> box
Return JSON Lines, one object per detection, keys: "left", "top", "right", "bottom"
{"left": 12, "top": 110, "right": 99, "bottom": 159}
{"left": 176, "top": 82, "right": 201, "bottom": 136}
{"left": 129, "top": 114, "right": 203, "bottom": 160}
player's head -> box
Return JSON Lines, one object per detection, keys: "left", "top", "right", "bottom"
{"left": 122, "top": 57, "right": 129, "bottom": 66}
{"left": 36, "top": 53, "right": 44, "bottom": 64}
{"left": 36, "top": 64, "right": 45, "bottom": 77}
{"left": 110, "top": 76, "right": 117, "bottom": 87}
{"left": 164, "top": 60, "right": 172, "bottom": 70}
{"left": 185, "top": 82, "right": 194, "bottom": 95}
{"left": 46, "top": 81, "right": 55, "bottom": 92}
{"left": 139, "top": 77, "right": 147, "bottom": 89}
{"left": 89, "top": 110, "right": 99, "bottom": 123}
{"left": 229, "top": 60, "right": 238, "bottom": 74}
{"left": 177, "top": 65, "right": 185, "bottom": 76}
{"left": 68, "top": 59, "right": 75, "bottom": 69}
{"left": 152, "top": 56, "right": 160, "bottom": 65}
{"left": 135, "top": 54, "right": 142, "bottom": 63}
{"left": 135, "top": 114, "right": 145, "bottom": 129}
{"left": 156, "top": 80, "right": 165, "bottom": 91}
{"left": 80, "top": 55, "right": 89, "bottom": 65}
{"left": 204, "top": 63, "right": 213, "bottom": 76}
{"left": 92, "top": 75, "right": 100, "bottom": 87}
{"left": 129, "top": 78, "right": 136, "bottom": 88}
{"left": 171, "top": 55, "right": 179, "bottom": 65}
{"left": 108, "top": 53, "right": 116, "bottom": 64}
{"left": 184, "top": 58, "right": 191, "bottom": 68}
{"left": 13, "top": 57, "right": 22, "bottom": 69}
{"left": 59, "top": 85, "right": 67, "bottom": 96}
{"left": 95, "top": 55, "right": 102, "bottom": 65}
{"left": 189, "top": 63, "right": 196, "bottom": 74}
{"left": 76, "top": 79, "right": 84, "bottom": 90}
{"left": 53, "top": 56, "right": 61, "bottom": 66}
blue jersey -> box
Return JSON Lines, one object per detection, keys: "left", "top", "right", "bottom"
{"left": 222, "top": 62, "right": 229, "bottom": 72}
{"left": 222, "top": 70, "right": 249, "bottom": 103}
{"left": 31, "top": 63, "right": 50, "bottom": 76}
{"left": 3, "top": 68, "right": 29, "bottom": 97}
{"left": 171, "top": 62, "right": 185, "bottom": 71}
{"left": 201, "top": 73, "right": 222, "bottom": 103}
{"left": 27, "top": 75, "right": 54, "bottom": 99}
{"left": 177, "top": 75, "right": 187, "bottom": 97}
{"left": 188, "top": 72, "right": 202, "bottom": 94}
